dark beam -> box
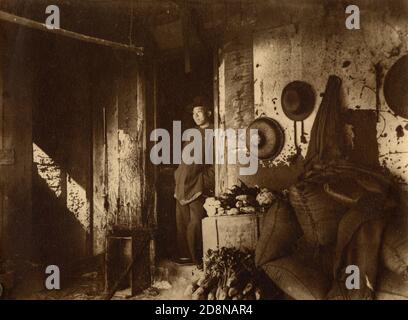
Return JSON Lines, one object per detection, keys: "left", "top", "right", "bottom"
{"left": 0, "top": 9, "right": 144, "bottom": 55}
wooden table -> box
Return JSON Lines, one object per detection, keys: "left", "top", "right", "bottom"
{"left": 202, "top": 213, "right": 264, "bottom": 256}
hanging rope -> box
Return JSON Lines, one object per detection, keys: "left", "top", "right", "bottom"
{"left": 300, "top": 120, "right": 307, "bottom": 144}
{"left": 294, "top": 121, "right": 301, "bottom": 156}
{"left": 129, "top": 0, "right": 134, "bottom": 46}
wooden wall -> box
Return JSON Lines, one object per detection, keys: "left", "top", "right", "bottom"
{"left": 0, "top": 22, "right": 155, "bottom": 265}
{"left": 92, "top": 49, "right": 155, "bottom": 255}
{"left": 0, "top": 25, "right": 33, "bottom": 260}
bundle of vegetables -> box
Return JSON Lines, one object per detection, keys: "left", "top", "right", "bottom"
{"left": 184, "top": 247, "right": 262, "bottom": 300}
{"left": 203, "top": 180, "right": 277, "bottom": 216}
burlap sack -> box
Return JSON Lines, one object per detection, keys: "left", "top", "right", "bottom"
{"left": 382, "top": 214, "right": 408, "bottom": 279}
{"left": 255, "top": 199, "right": 302, "bottom": 267}
{"left": 288, "top": 181, "right": 347, "bottom": 246}
{"left": 376, "top": 269, "right": 408, "bottom": 300}
{"left": 262, "top": 253, "right": 330, "bottom": 300}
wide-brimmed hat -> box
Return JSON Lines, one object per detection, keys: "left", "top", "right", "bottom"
{"left": 384, "top": 54, "right": 408, "bottom": 119}
{"left": 246, "top": 117, "right": 285, "bottom": 160}
{"left": 185, "top": 95, "right": 211, "bottom": 113}
{"left": 281, "top": 81, "right": 315, "bottom": 121}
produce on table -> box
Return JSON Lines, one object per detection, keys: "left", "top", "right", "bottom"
{"left": 202, "top": 180, "right": 278, "bottom": 217}
{"left": 235, "top": 194, "right": 252, "bottom": 202}
{"left": 203, "top": 197, "right": 222, "bottom": 217}
{"left": 256, "top": 188, "right": 276, "bottom": 207}
{"left": 184, "top": 247, "right": 263, "bottom": 300}
{"left": 235, "top": 201, "right": 244, "bottom": 208}
{"left": 239, "top": 206, "right": 256, "bottom": 214}
{"left": 227, "top": 208, "right": 239, "bottom": 216}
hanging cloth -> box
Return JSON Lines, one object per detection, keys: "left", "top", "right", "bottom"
{"left": 304, "top": 75, "right": 346, "bottom": 171}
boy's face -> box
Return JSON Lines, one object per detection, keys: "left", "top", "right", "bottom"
{"left": 192, "top": 106, "right": 211, "bottom": 126}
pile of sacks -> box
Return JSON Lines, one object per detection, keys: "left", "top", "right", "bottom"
{"left": 255, "top": 75, "right": 408, "bottom": 299}
{"left": 255, "top": 162, "right": 408, "bottom": 300}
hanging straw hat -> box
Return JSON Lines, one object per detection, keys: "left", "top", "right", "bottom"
{"left": 281, "top": 81, "right": 315, "bottom": 121}
{"left": 384, "top": 54, "right": 408, "bottom": 119}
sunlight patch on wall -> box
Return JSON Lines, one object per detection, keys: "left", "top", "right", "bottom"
{"left": 67, "top": 173, "right": 90, "bottom": 231}
{"left": 33, "top": 143, "right": 90, "bottom": 230}
{"left": 33, "top": 143, "right": 63, "bottom": 197}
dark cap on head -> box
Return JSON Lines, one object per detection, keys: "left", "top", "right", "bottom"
{"left": 185, "top": 95, "right": 211, "bottom": 113}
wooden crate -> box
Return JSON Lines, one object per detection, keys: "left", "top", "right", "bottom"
{"left": 105, "top": 231, "right": 152, "bottom": 296}
{"left": 202, "top": 213, "right": 263, "bottom": 255}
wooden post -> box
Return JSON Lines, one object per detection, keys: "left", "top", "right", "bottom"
{"left": 216, "top": 33, "right": 255, "bottom": 193}
{"left": 0, "top": 30, "right": 4, "bottom": 257}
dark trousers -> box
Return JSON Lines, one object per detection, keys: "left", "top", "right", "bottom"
{"left": 176, "top": 197, "right": 205, "bottom": 263}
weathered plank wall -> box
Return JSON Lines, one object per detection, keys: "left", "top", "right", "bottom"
{"left": 0, "top": 2, "right": 156, "bottom": 262}
{"left": 0, "top": 27, "right": 152, "bottom": 264}
{"left": 32, "top": 31, "right": 93, "bottom": 264}
{"left": 0, "top": 25, "right": 33, "bottom": 260}
{"left": 32, "top": 40, "right": 152, "bottom": 261}
{"left": 118, "top": 58, "right": 146, "bottom": 229}
{"left": 92, "top": 50, "right": 154, "bottom": 255}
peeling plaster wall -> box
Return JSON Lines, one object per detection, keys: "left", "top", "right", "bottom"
{"left": 216, "top": 34, "right": 255, "bottom": 194}
{"left": 251, "top": 0, "right": 408, "bottom": 189}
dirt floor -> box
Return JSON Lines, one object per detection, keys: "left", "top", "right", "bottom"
{"left": 13, "top": 260, "right": 201, "bottom": 300}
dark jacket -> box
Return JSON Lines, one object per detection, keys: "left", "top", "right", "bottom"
{"left": 174, "top": 124, "right": 215, "bottom": 205}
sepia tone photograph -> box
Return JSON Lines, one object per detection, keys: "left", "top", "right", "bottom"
{"left": 0, "top": 0, "right": 407, "bottom": 302}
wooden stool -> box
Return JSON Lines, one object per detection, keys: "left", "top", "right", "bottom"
{"left": 104, "top": 230, "right": 154, "bottom": 298}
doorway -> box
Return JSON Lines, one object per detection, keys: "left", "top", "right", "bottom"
{"left": 155, "top": 50, "right": 214, "bottom": 261}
